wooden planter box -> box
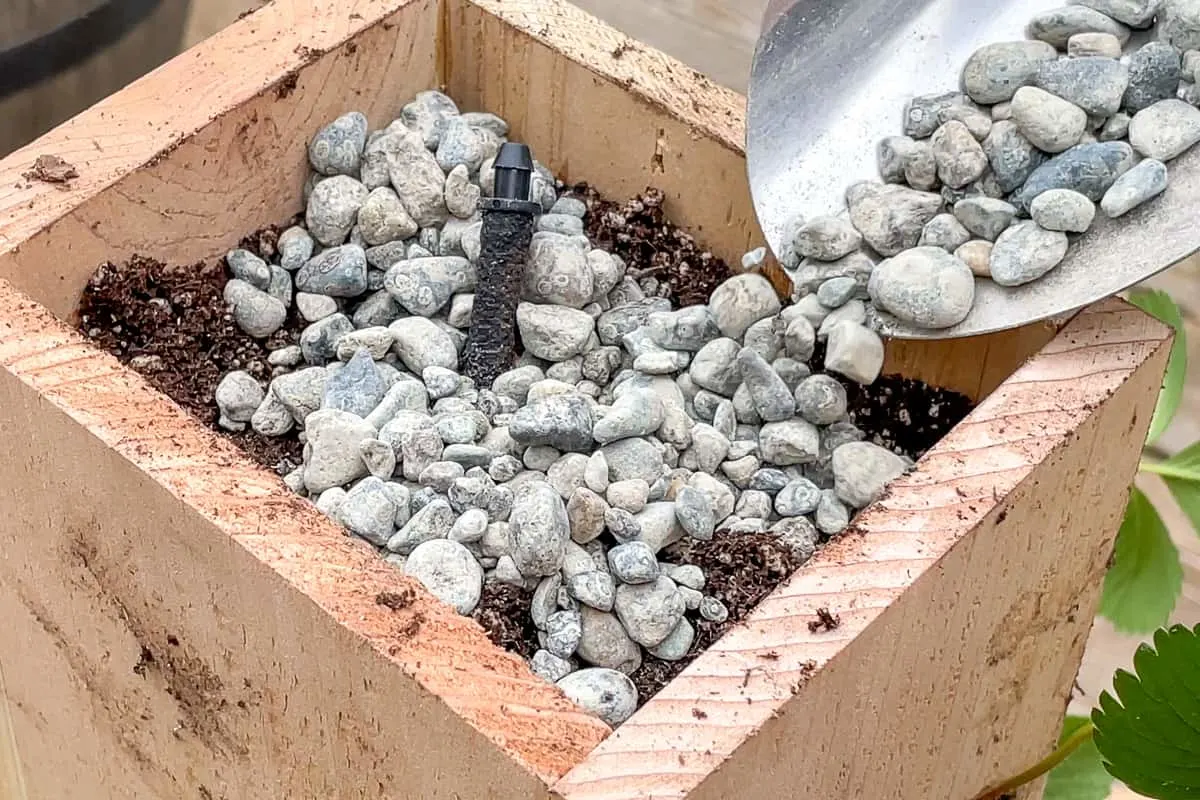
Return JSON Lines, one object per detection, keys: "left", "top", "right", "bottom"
{"left": 0, "top": 1, "right": 1173, "bottom": 798}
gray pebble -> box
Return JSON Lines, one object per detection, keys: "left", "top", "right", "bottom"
{"left": 845, "top": 181, "right": 943, "bottom": 257}
{"left": 279, "top": 226, "right": 315, "bottom": 271}
{"left": 1030, "top": 188, "right": 1097, "bottom": 232}
{"left": 567, "top": 487, "right": 608, "bottom": 544}
{"left": 815, "top": 490, "right": 851, "bottom": 535}
{"left": 405, "top": 539, "right": 483, "bottom": 615}
{"left": 1129, "top": 98, "right": 1200, "bottom": 159}
{"left": 721, "top": 455, "right": 759, "bottom": 489}
{"left": 509, "top": 482, "right": 570, "bottom": 577}
{"left": 699, "top": 596, "right": 729, "bottom": 624}
{"left": 545, "top": 609, "right": 583, "bottom": 658}
{"left": 1101, "top": 157, "right": 1169, "bottom": 216}
{"left": 832, "top": 441, "right": 909, "bottom": 509}
{"left": 296, "top": 244, "right": 369, "bottom": 297}
{"left": 607, "top": 479, "right": 650, "bottom": 514}
{"left": 517, "top": 302, "right": 595, "bottom": 361}
{"left": 510, "top": 394, "right": 594, "bottom": 452}
{"left": 784, "top": 316, "right": 817, "bottom": 362}
{"left": 1076, "top": 0, "right": 1157, "bottom": 27}
{"left": 215, "top": 371, "right": 264, "bottom": 423}
{"left": 939, "top": 102, "right": 994, "bottom": 141}
{"left": 307, "top": 175, "right": 369, "bottom": 246}
{"left": 384, "top": 256, "right": 475, "bottom": 317}
{"left": 1009, "top": 141, "right": 1135, "bottom": 212}
{"left": 648, "top": 617, "right": 696, "bottom": 662}
{"left": 387, "top": 131, "right": 449, "bottom": 227}
{"left": 556, "top": 668, "right": 638, "bottom": 726}
{"left": 390, "top": 317, "right": 458, "bottom": 374}
{"left": 824, "top": 321, "right": 885, "bottom": 386}
{"left": 1125, "top": 42, "right": 1183, "bottom": 113}
{"left": 793, "top": 216, "right": 863, "bottom": 261}
{"left": 442, "top": 444, "right": 493, "bottom": 468}
{"left": 776, "top": 478, "right": 822, "bottom": 517}
{"left": 646, "top": 306, "right": 720, "bottom": 352}
{"left": 295, "top": 292, "right": 339, "bottom": 326}
{"left": 689, "top": 338, "right": 743, "bottom": 397}
{"left": 1068, "top": 31, "right": 1124, "bottom": 57}
{"left": 551, "top": 196, "right": 587, "bottom": 217}
{"left": 989, "top": 221, "right": 1070, "bottom": 287}
{"left": 877, "top": 135, "right": 921, "bottom": 182}
{"left": 1027, "top": 6, "right": 1130, "bottom": 48}
{"left": 303, "top": 408, "right": 376, "bottom": 493}
{"left": 815, "top": 276, "right": 860, "bottom": 307}
{"left": 983, "top": 121, "right": 1047, "bottom": 194}
{"left": 749, "top": 468, "right": 790, "bottom": 494}
{"left": 449, "top": 508, "right": 489, "bottom": 544}
{"left": 226, "top": 249, "right": 271, "bottom": 290}
{"left": 399, "top": 427, "right": 445, "bottom": 482}
{"left": 594, "top": 390, "right": 665, "bottom": 444}
{"left": 962, "top": 40, "right": 1058, "bottom": 104}
{"left": 1158, "top": 0, "right": 1200, "bottom": 50}
{"left": 601, "top": 438, "right": 665, "bottom": 484}
{"left": 1100, "top": 112, "right": 1132, "bottom": 141}
{"left": 613, "top": 576, "right": 685, "bottom": 648}
{"left": 323, "top": 349, "right": 386, "bottom": 416}
{"left": 772, "top": 517, "right": 820, "bottom": 561}
{"left": 525, "top": 234, "right": 594, "bottom": 308}
{"left": 793, "top": 374, "right": 849, "bottom": 425}
{"left": 531, "top": 650, "right": 574, "bottom": 683}
{"left": 758, "top": 419, "right": 821, "bottom": 466}
{"left": 336, "top": 477, "right": 400, "bottom": 546}
{"left": 918, "top": 213, "right": 972, "bottom": 252}
{"left": 867, "top": 246, "right": 975, "bottom": 329}
{"left": 735, "top": 348, "right": 795, "bottom": 422}
{"left": 272, "top": 366, "right": 329, "bottom": 424}
{"left": 607, "top": 541, "right": 660, "bottom": 584}
{"left": 225, "top": 280, "right": 288, "bottom": 338}
{"left": 904, "top": 91, "right": 966, "bottom": 138}
{"left": 1035, "top": 56, "right": 1130, "bottom": 117}
{"left": 931, "top": 120, "right": 988, "bottom": 187}
{"left": 568, "top": 572, "right": 617, "bottom": 612}
{"left": 1010, "top": 86, "right": 1088, "bottom": 153}
{"left": 308, "top": 111, "right": 368, "bottom": 176}
{"left": 896, "top": 138, "right": 935, "bottom": 189}
{"left": 576, "top": 608, "right": 642, "bottom": 673}
{"left": 597, "top": 298, "right": 671, "bottom": 345}
{"left": 444, "top": 164, "right": 482, "bottom": 219}
{"left": 251, "top": 391, "right": 295, "bottom": 437}
{"left": 436, "top": 117, "right": 487, "bottom": 173}
{"left": 605, "top": 507, "right": 642, "bottom": 543}
{"left": 707, "top": 274, "right": 781, "bottom": 341}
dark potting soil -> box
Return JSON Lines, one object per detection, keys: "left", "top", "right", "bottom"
{"left": 77, "top": 222, "right": 308, "bottom": 474}
{"left": 569, "top": 183, "right": 735, "bottom": 308}
{"left": 75, "top": 189, "right": 975, "bottom": 712}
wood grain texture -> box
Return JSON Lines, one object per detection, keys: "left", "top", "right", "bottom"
{"left": 552, "top": 298, "right": 1172, "bottom": 800}
{"left": 0, "top": 269, "right": 605, "bottom": 797}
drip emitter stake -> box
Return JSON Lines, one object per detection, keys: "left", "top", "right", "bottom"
{"left": 461, "top": 142, "right": 540, "bottom": 388}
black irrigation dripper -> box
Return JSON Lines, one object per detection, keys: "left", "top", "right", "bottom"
{"left": 460, "top": 141, "right": 541, "bottom": 388}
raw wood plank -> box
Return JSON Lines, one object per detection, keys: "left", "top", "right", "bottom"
{"left": 0, "top": 272, "right": 604, "bottom": 797}
{"left": 0, "top": 0, "right": 442, "bottom": 320}
{"left": 552, "top": 298, "right": 1171, "bottom": 800}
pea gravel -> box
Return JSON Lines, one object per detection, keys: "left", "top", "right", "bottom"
{"left": 781, "top": 2, "right": 1200, "bottom": 332}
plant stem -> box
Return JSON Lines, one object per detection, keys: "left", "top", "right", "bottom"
{"left": 1139, "top": 459, "right": 1197, "bottom": 481}
{"left": 969, "top": 721, "right": 1096, "bottom": 800}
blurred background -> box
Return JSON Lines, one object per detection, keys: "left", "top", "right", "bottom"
{"left": 5, "top": 2, "right": 1197, "bottom": 796}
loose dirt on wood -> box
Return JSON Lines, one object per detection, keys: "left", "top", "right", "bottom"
{"left": 24, "top": 154, "right": 78, "bottom": 184}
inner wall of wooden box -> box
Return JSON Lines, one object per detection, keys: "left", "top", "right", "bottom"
{"left": 0, "top": 0, "right": 1057, "bottom": 405}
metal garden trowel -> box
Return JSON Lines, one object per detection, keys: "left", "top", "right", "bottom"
{"left": 746, "top": 0, "right": 1200, "bottom": 339}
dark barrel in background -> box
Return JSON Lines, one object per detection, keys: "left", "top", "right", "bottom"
{"left": 0, "top": 0, "right": 191, "bottom": 157}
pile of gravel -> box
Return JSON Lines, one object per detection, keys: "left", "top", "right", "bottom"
{"left": 780, "top": 0, "right": 1200, "bottom": 330}
{"left": 210, "top": 91, "right": 905, "bottom": 727}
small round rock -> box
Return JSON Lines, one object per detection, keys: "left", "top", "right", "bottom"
{"left": 1029, "top": 188, "right": 1097, "bottom": 233}
{"left": 404, "top": 539, "right": 484, "bottom": 615}
{"left": 556, "top": 668, "right": 638, "bottom": 726}
{"left": 867, "top": 246, "right": 975, "bottom": 329}
{"left": 989, "top": 221, "right": 1070, "bottom": 287}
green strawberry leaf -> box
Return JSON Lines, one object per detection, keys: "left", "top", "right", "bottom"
{"left": 1164, "top": 476, "right": 1200, "bottom": 540}
{"left": 1100, "top": 488, "right": 1182, "bottom": 634}
{"left": 1092, "top": 624, "right": 1200, "bottom": 800}
{"left": 1127, "top": 289, "right": 1186, "bottom": 448}
{"left": 1044, "top": 716, "right": 1111, "bottom": 800}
